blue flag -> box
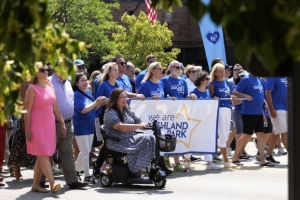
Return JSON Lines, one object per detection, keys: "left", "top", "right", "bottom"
{"left": 199, "top": 0, "right": 227, "bottom": 70}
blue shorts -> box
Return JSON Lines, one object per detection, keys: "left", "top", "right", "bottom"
{"left": 233, "top": 109, "right": 243, "bottom": 134}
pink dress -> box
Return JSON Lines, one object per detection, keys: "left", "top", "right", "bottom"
{"left": 26, "top": 84, "right": 56, "bottom": 156}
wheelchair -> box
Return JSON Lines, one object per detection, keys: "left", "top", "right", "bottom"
{"left": 99, "top": 119, "right": 176, "bottom": 189}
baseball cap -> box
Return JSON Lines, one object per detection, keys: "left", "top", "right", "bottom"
{"left": 73, "top": 59, "right": 87, "bottom": 66}
{"left": 224, "top": 64, "right": 232, "bottom": 70}
{"left": 238, "top": 70, "right": 248, "bottom": 76}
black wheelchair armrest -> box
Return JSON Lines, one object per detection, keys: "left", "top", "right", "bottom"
{"left": 135, "top": 131, "right": 147, "bottom": 134}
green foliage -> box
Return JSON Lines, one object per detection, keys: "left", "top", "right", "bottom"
{"left": 106, "top": 12, "right": 180, "bottom": 69}
{"left": 48, "top": 0, "right": 121, "bottom": 60}
{"left": 0, "top": 0, "right": 84, "bottom": 122}
{"left": 152, "top": 0, "right": 300, "bottom": 75}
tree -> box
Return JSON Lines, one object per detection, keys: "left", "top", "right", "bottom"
{"left": 151, "top": 0, "right": 300, "bottom": 75}
{"left": 0, "top": 0, "right": 84, "bottom": 122}
{"left": 105, "top": 11, "right": 180, "bottom": 69}
{"left": 48, "top": 0, "right": 120, "bottom": 60}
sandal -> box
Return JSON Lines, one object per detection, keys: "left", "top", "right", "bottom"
{"left": 232, "top": 160, "right": 244, "bottom": 166}
{"left": 260, "top": 162, "right": 275, "bottom": 167}
{"left": 0, "top": 182, "right": 5, "bottom": 187}
{"left": 93, "top": 162, "right": 101, "bottom": 178}
{"left": 239, "top": 155, "right": 250, "bottom": 160}
{"left": 0, "top": 167, "right": 8, "bottom": 174}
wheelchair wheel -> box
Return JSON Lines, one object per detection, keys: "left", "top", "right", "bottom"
{"left": 153, "top": 177, "right": 166, "bottom": 189}
{"left": 100, "top": 173, "right": 113, "bottom": 187}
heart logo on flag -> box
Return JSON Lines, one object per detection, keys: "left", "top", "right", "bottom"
{"left": 206, "top": 31, "right": 220, "bottom": 44}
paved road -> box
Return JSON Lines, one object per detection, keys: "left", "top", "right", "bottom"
{"left": 0, "top": 140, "right": 288, "bottom": 200}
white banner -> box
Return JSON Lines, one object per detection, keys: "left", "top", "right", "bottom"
{"left": 129, "top": 99, "right": 219, "bottom": 155}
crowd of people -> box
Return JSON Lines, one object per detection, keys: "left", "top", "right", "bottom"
{"left": 0, "top": 54, "right": 288, "bottom": 193}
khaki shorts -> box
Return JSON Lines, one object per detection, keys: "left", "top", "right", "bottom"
{"left": 270, "top": 110, "right": 288, "bottom": 135}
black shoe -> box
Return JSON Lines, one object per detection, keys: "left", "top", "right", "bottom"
{"left": 190, "top": 155, "right": 202, "bottom": 162}
{"left": 68, "top": 181, "right": 88, "bottom": 189}
{"left": 84, "top": 176, "right": 96, "bottom": 184}
{"left": 39, "top": 181, "right": 49, "bottom": 188}
{"left": 265, "top": 154, "right": 280, "bottom": 164}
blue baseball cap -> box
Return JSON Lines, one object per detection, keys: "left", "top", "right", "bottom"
{"left": 73, "top": 59, "right": 87, "bottom": 66}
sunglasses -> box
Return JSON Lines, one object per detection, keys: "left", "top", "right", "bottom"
{"left": 190, "top": 70, "right": 197, "bottom": 73}
{"left": 204, "top": 77, "right": 210, "bottom": 81}
{"left": 118, "top": 62, "right": 126, "bottom": 65}
{"left": 39, "top": 68, "right": 49, "bottom": 73}
{"left": 77, "top": 66, "right": 86, "bottom": 70}
{"left": 154, "top": 67, "right": 163, "bottom": 71}
{"left": 172, "top": 66, "right": 181, "bottom": 70}
{"left": 233, "top": 69, "right": 241, "bottom": 71}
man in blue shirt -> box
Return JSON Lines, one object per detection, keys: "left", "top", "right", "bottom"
{"left": 264, "top": 77, "right": 288, "bottom": 163}
{"left": 112, "top": 56, "right": 132, "bottom": 93}
{"left": 231, "top": 73, "right": 274, "bottom": 166}
{"left": 135, "top": 55, "right": 157, "bottom": 92}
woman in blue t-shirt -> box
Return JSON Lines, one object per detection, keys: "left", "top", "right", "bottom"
{"left": 73, "top": 73, "right": 103, "bottom": 184}
{"left": 190, "top": 71, "right": 221, "bottom": 170}
{"left": 138, "top": 62, "right": 165, "bottom": 99}
{"left": 209, "top": 63, "right": 237, "bottom": 168}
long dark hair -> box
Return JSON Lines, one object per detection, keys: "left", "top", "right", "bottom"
{"left": 72, "top": 72, "right": 87, "bottom": 91}
{"left": 106, "top": 88, "right": 127, "bottom": 122}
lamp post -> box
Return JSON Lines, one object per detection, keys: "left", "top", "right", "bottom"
{"left": 128, "top": 0, "right": 143, "bottom": 15}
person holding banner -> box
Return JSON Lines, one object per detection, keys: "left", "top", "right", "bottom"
{"left": 190, "top": 71, "right": 221, "bottom": 170}
{"left": 138, "top": 62, "right": 164, "bottom": 99}
{"left": 103, "top": 89, "right": 156, "bottom": 173}
{"left": 135, "top": 55, "right": 157, "bottom": 92}
{"left": 231, "top": 73, "right": 274, "bottom": 167}
{"left": 161, "top": 60, "right": 197, "bottom": 172}
{"left": 209, "top": 63, "right": 238, "bottom": 168}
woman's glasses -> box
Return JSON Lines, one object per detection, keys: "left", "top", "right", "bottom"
{"left": 204, "top": 77, "right": 210, "bottom": 81}
{"left": 39, "top": 68, "right": 49, "bottom": 73}
{"left": 190, "top": 70, "right": 197, "bottom": 73}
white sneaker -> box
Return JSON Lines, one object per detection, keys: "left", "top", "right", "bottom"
{"left": 278, "top": 148, "right": 287, "bottom": 155}
{"left": 206, "top": 163, "right": 221, "bottom": 170}
{"left": 226, "top": 147, "right": 232, "bottom": 157}
{"left": 182, "top": 160, "right": 191, "bottom": 169}
{"left": 224, "top": 161, "right": 238, "bottom": 168}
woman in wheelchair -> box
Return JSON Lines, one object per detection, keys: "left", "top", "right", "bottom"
{"left": 102, "top": 89, "right": 156, "bottom": 173}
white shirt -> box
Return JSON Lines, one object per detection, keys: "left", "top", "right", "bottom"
{"left": 185, "top": 78, "right": 196, "bottom": 94}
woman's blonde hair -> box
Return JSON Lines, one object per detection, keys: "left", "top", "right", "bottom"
{"left": 210, "top": 63, "right": 225, "bottom": 82}
{"left": 29, "top": 62, "right": 50, "bottom": 85}
{"left": 142, "top": 62, "right": 161, "bottom": 83}
{"left": 100, "top": 62, "right": 118, "bottom": 84}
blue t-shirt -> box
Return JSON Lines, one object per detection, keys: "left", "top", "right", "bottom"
{"left": 260, "top": 78, "right": 270, "bottom": 118}
{"left": 93, "top": 75, "right": 101, "bottom": 99}
{"left": 161, "top": 75, "right": 188, "bottom": 98}
{"left": 235, "top": 75, "right": 264, "bottom": 115}
{"left": 138, "top": 80, "right": 165, "bottom": 98}
{"left": 117, "top": 74, "right": 132, "bottom": 93}
{"left": 135, "top": 69, "right": 147, "bottom": 91}
{"left": 190, "top": 88, "right": 210, "bottom": 99}
{"left": 265, "top": 77, "right": 287, "bottom": 111}
{"left": 210, "top": 80, "right": 231, "bottom": 108}
{"left": 73, "top": 89, "right": 95, "bottom": 135}
{"left": 233, "top": 83, "right": 243, "bottom": 111}
{"left": 96, "top": 80, "right": 121, "bottom": 116}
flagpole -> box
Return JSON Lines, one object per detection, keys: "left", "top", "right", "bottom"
{"left": 128, "top": 0, "right": 143, "bottom": 15}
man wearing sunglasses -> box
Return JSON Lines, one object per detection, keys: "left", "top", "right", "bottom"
{"left": 74, "top": 59, "right": 87, "bottom": 74}
{"left": 112, "top": 56, "right": 132, "bottom": 93}
{"left": 135, "top": 55, "right": 157, "bottom": 92}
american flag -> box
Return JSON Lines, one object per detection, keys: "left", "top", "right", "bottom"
{"left": 144, "top": 0, "right": 158, "bottom": 23}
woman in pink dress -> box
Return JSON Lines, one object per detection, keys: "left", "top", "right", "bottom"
{"left": 24, "top": 62, "right": 66, "bottom": 194}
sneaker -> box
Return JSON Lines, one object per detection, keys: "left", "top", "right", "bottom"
{"left": 217, "top": 149, "right": 221, "bottom": 156}
{"left": 226, "top": 147, "right": 232, "bottom": 157}
{"left": 206, "top": 163, "right": 221, "bottom": 170}
{"left": 255, "top": 152, "right": 260, "bottom": 161}
{"left": 224, "top": 161, "right": 238, "bottom": 168}
{"left": 52, "top": 167, "right": 63, "bottom": 176}
{"left": 161, "top": 167, "right": 173, "bottom": 175}
{"left": 163, "top": 156, "right": 172, "bottom": 168}
{"left": 173, "top": 163, "right": 187, "bottom": 172}
{"left": 182, "top": 160, "right": 191, "bottom": 169}
{"left": 212, "top": 154, "right": 222, "bottom": 162}
{"left": 277, "top": 148, "right": 287, "bottom": 155}
{"left": 265, "top": 154, "right": 280, "bottom": 164}
{"left": 84, "top": 176, "right": 96, "bottom": 184}
{"left": 190, "top": 155, "right": 202, "bottom": 162}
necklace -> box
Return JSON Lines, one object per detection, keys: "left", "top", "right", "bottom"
{"left": 38, "top": 83, "right": 46, "bottom": 88}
